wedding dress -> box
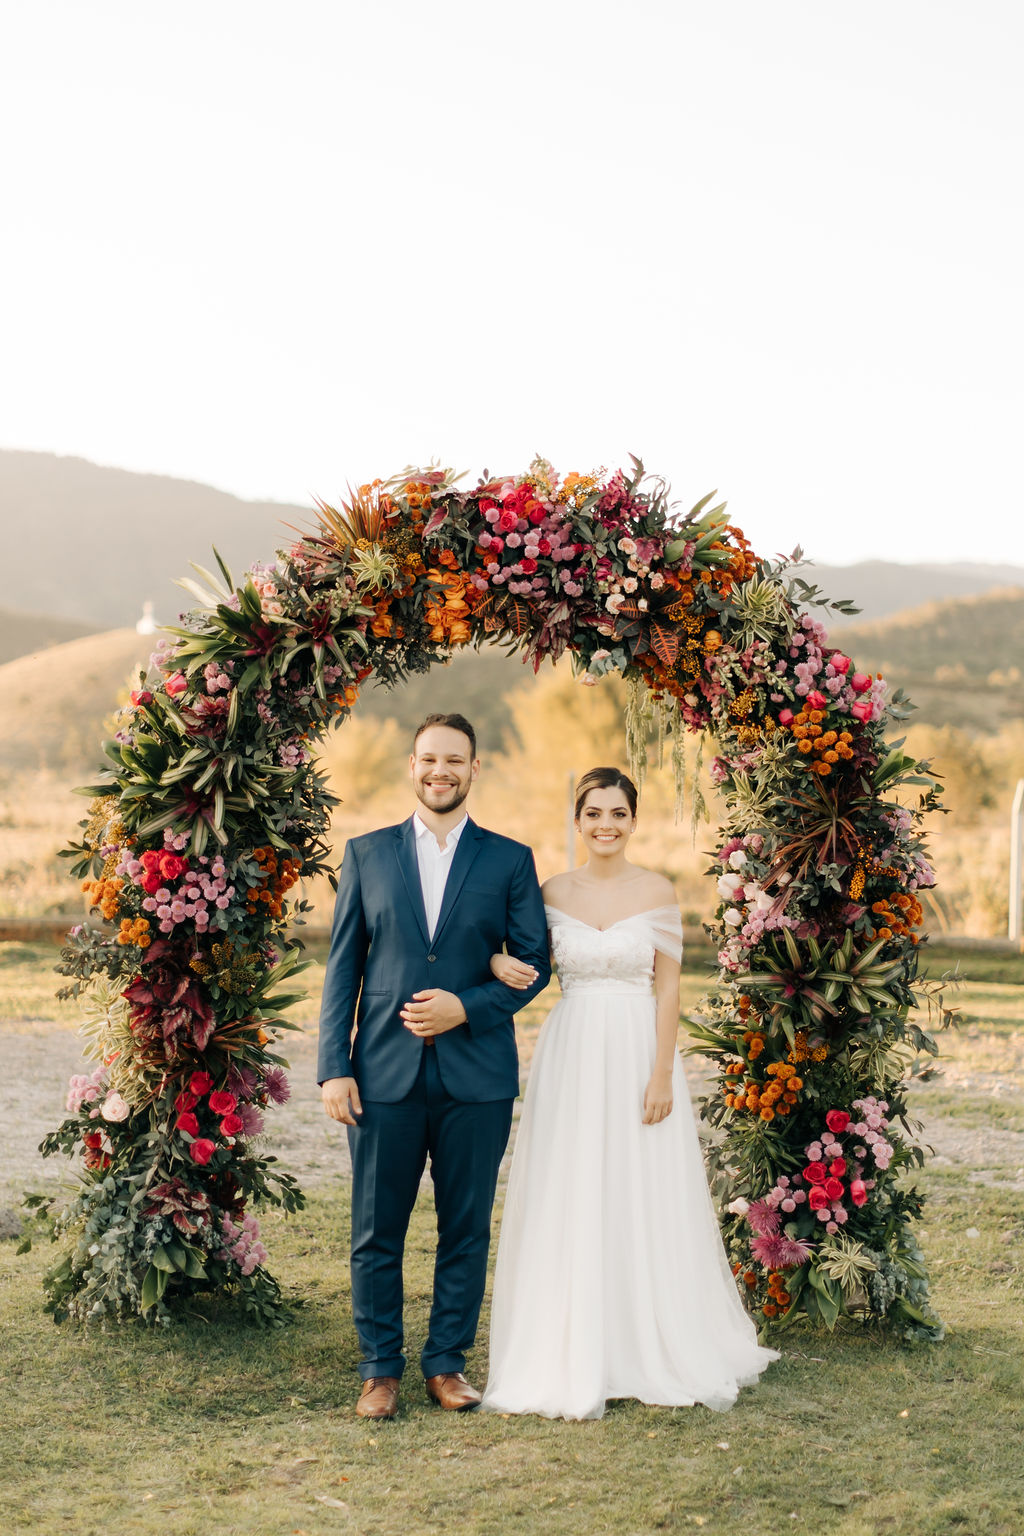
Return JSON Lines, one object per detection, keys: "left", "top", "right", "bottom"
{"left": 482, "top": 905, "right": 778, "bottom": 1420}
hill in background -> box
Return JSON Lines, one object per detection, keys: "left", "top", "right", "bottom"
{"left": 0, "top": 606, "right": 99, "bottom": 666}
{"left": 3, "top": 448, "right": 1023, "bottom": 636}
{"left": 2, "top": 587, "right": 1022, "bottom": 783}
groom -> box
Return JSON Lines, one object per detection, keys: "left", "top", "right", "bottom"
{"left": 318, "top": 712, "right": 550, "bottom": 1419}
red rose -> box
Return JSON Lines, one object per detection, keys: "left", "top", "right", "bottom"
{"left": 825, "top": 1110, "right": 850, "bottom": 1134}
{"left": 190, "top": 1071, "right": 214, "bottom": 1095}
{"left": 478, "top": 498, "right": 496, "bottom": 513}
{"left": 850, "top": 1179, "right": 868, "bottom": 1207}
{"left": 175, "top": 1111, "right": 200, "bottom": 1138}
{"left": 174, "top": 1090, "right": 199, "bottom": 1113}
{"left": 165, "top": 672, "right": 188, "bottom": 697}
{"left": 808, "top": 1186, "right": 830, "bottom": 1211}
{"left": 489, "top": 536, "right": 504, "bottom": 553}
{"left": 219, "top": 1113, "right": 244, "bottom": 1137}
{"left": 208, "top": 1090, "right": 237, "bottom": 1116}
{"left": 823, "top": 1177, "right": 844, "bottom": 1201}
{"left": 141, "top": 873, "right": 162, "bottom": 895}
{"left": 527, "top": 504, "right": 546, "bottom": 525}
{"left": 189, "top": 1138, "right": 217, "bottom": 1165}
{"left": 803, "top": 1161, "right": 828, "bottom": 1184}
{"left": 498, "top": 511, "right": 517, "bottom": 533}
{"left": 829, "top": 1157, "right": 847, "bottom": 1177}
{"left": 159, "top": 853, "right": 187, "bottom": 880}
{"left": 519, "top": 557, "right": 538, "bottom": 575}
{"left": 83, "top": 1132, "right": 103, "bottom": 1150}
{"left": 140, "top": 851, "right": 162, "bottom": 872}
{"left": 537, "top": 538, "right": 551, "bottom": 555}
{"left": 130, "top": 689, "right": 153, "bottom": 706}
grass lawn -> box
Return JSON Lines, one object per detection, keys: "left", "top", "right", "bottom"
{"left": 1, "top": 942, "right": 1022, "bottom": 1535}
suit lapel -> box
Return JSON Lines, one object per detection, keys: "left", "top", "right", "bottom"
{"left": 431, "top": 818, "right": 483, "bottom": 947}
{"left": 394, "top": 818, "right": 431, "bottom": 948}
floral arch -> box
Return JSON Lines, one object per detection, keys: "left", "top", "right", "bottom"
{"left": 40, "top": 458, "right": 948, "bottom": 1339}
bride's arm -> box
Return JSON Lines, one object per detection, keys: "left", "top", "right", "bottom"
{"left": 643, "top": 949, "right": 682, "bottom": 1125}
{"left": 489, "top": 952, "right": 539, "bottom": 989}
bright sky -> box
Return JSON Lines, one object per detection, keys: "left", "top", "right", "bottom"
{"left": 2, "top": 1, "right": 1021, "bottom": 565}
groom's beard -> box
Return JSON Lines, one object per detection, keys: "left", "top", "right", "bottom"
{"left": 414, "top": 779, "right": 470, "bottom": 816}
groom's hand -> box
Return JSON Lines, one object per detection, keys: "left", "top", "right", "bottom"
{"left": 321, "top": 1076, "right": 363, "bottom": 1125}
{"left": 400, "top": 989, "right": 468, "bottom": 1037}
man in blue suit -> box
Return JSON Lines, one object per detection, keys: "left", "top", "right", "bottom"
{"left": 319, "top": 713, "right": 550, "bottom": 1419}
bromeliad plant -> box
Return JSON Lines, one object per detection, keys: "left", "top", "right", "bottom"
{"left": 34, "top": 456, "right": 949, "bottom": 1337}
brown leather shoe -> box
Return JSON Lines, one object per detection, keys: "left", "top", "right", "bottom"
{"left": 424, "top": 1372, "right": 482, "bottom": 1411}
{"left": 355, "top": 1376, "right": 400, "bottom": 1419}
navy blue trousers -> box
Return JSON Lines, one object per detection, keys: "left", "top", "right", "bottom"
{"left": 347, "top": 1046, "right": 514, "bottom": 1380}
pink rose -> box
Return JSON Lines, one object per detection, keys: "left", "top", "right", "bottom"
{"left": 850, "top": 1179, "right": 868, "bottom": 1207}
{"left": 806, "top": 690, "right": 828, "bottom": 710}
{"left": 100, "top": 1091, "right": 130, "bottom": 1123}
{"left": 830, "top": 653, "right": 851, "bottom": 675}
{"left": 825, "top": 1110, "right": 850, "bottom": 1134}
{"left": 189, "top": 1138, "right": 217, "bottom": 1166}
{"left": 165, "top": 672, "right": 188, "bottom": 697}
{"left": 130, "top": 689, "right": 153, "bottom": 706}
{"left": 778, "top": 708, "right": 794, "bottom": 726}
{"left": 850, "top": 700, "right": 873, "bottom": 723}
{"left": 850, "top": 672, "right": 872, "bottom": 694}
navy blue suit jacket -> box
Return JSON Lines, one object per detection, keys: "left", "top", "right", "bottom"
{"left": 316, "top": 816, "right": 551, "bottom": 1102}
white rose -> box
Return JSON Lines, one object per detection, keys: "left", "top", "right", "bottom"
{"left": 723, "top": 908, "right": 744, "bottom": 928}
{"left": 728, "top": 849, "right": 748, "bottom": 870}
{"left": 716, "top": 872, "right": 744, "bottom": 900}
{"left": 726, "top": 1197, "right": 750, "bottom": 1216}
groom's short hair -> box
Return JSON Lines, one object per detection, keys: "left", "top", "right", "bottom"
{"left": 413, "top": 713, "right": 477, "bottom": 760}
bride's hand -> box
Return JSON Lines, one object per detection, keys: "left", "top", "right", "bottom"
{"left": 489, "top": 952, "right": 539, "bottom": 989}
{"left": 642, "top": 1069, "right": 674, "bottom": 1125}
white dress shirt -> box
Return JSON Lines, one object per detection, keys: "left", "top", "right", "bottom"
{"left": 413, "top": 813, "right": 468, "bottom": 940}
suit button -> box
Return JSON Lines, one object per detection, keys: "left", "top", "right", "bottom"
{"left": 427, "top": 954, "right": 437, "bottom": 963}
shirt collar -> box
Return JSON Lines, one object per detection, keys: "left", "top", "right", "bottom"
{"left": 412, "top": 812, "right": 468, "bottom": 852}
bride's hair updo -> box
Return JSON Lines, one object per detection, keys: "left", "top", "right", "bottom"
{"left": 574, "top": 767, "right": 639, "bottom": 820}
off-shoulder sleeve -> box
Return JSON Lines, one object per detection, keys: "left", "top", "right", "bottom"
{"left": 638, "top": 905, "right": 684, "bottom": 963}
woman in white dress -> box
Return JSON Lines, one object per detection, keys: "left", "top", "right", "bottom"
{"left": 481, "top": 767, "right": 778, "bottom": 1420}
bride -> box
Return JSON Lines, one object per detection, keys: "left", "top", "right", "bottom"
{"left": 481, "top": 766, "right": 778, "bottom": 1420}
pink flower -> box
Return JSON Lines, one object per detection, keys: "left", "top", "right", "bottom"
{"left": 777, "top": 708, "right": 794, "bottom": 726}
{"left": 262, "top": 1067, "right": 291, "bottom": 1105}
{"left": 750, "top": 1234, "right": 811, "bottom": 1269}
{"left": 850, "top": 672, "right": 872, "bottom": 694}
{"left": 165, "top": 672, "right": 188, "bottom": 697}
{"left": 806, "top": 690, "right": 828, "bottom": 710}
{"left": 746, "top": 1200, "right": 782, "bottom": 1237}
{"left": 850, "top": 1179, "right": 868, "bottom": 1207}
{"left": 100, "top": 1091, "right": 130, "bottom": 1123}
{"left": 851, "top": 700, "right": 873, "bottom": 723}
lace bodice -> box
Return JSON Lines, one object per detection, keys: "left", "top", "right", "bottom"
{"left": 546, "top": 905, "right": 683, "bottom": 996}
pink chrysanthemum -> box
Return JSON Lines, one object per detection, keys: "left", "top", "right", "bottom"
{"left": 750, "top": 1234, "right": 812, "bottom": 1269}
{"left": 262, "top": 1066, "right": 291, "bottom": 1105}
{"left": 746, "top": 1200, "right": 782, "bottom": 1237}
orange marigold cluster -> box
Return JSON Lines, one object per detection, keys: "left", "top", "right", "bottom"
{"left": 785, "top": 709, "right": 856, "bottom": 776}
{"left": 869, "top": 891, "right": 924, "bottom": 944}
{"left": 81, "top": 875, "right": 124, "bottom": 922}
{"left": 246, "top": 846, "right": 302, "bottom": 919}
{"left": 762, "top": 1270, "right": 792, "bottom": 1318}
{"left": 117, "top": 916, "right": 152, "bottom": 949}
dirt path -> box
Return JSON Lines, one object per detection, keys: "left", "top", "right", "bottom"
{"left": 2, "top": 1015, "right": 1023, "bottom": 1217}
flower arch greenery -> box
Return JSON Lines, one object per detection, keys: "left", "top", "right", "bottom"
{"left": 37, "top": 458, "right": 951, "bottom": 1338}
